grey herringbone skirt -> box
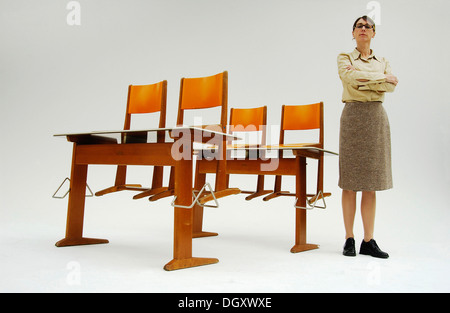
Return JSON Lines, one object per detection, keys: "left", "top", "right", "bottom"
{"left": 339, "top": 101, "right": 393, "bottom": 191}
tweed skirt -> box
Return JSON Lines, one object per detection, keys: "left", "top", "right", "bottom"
{"left": 339, "top": 101, "right": 393, "bottom": 191}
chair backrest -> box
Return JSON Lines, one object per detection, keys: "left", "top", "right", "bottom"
{"left": 177, "top": 71, "right": 228, "bottom": 131}
{"left": 229, "top": 106, "right": 267, "bottom": 145}
{"left": 124, "top": 80, "right": 167, "bottom": 130}
{"left": 280, "top": 102, "right": 323, "bottom": 145}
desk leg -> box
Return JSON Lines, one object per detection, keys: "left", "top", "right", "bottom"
{"left": 291, "top": 156, "right": 318, "bottom": 253}
{"left": 164, "top": 155, "right": 218, "bottom": 271}
{"left": 56, "top": 144, "right": 109, "bottom": 247}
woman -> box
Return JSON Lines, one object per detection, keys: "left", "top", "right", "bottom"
{"left": 337, "top": 16, "right": 398, "bottom": 258}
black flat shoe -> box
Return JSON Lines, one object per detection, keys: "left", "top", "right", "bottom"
{"left": 359, "top": 239, "right": 389, "bottom": 259}
{"left": 343, "top": 237, "right": 356, "bottom": 256}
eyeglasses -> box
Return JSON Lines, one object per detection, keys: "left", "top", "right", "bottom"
{"left": 354, "top": 23, "right": 374, "bottom": 30}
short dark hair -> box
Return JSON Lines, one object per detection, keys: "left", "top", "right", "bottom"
{"left": 352, "top": 15, "right": 376, "bottom": 32}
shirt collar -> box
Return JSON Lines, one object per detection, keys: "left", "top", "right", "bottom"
{"left": 351, "top": 48, "right": 379, "bottom": 61}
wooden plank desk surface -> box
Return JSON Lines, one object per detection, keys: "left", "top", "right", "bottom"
{"left": 201, "top": 142, "right": 338, "bottom": 154}
{"left": 54, "top": 126, "right": 240, "bottom": 143}
{"left": 54, "top": 126, "right": 240, "bottom": 137}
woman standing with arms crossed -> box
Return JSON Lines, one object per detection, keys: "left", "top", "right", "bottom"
{"left": 337, "top": 16, "right": 398, "bottom": 258}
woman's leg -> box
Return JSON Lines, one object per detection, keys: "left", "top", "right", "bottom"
{"left": 342, "top": 189, "right": 357, "bottom": 239}
{"left": 359, "top": 191, "right": 389, "bottom": 258}
{"left": 361, "top": 191, "right": 376, "bottom": 242}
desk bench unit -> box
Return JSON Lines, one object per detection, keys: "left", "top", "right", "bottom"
{"left": 54, "top": 127, "right": 337, "bottom": 271}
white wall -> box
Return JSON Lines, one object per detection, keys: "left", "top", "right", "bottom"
{"left": 1, "top": 0, "right": 449, "bottom": 274}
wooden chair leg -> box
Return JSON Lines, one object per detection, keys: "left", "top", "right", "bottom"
{"left": 149, "top": 167, "right": 175, "bottom": 201}
{"left": 245, "top": 175, "right": 272, "bottom": 200}
{"left": 95, "top": 165, "right": 145, "bottom": 196}
{"left": 132, "top": 166, "right": 168, "bottom": 199}
{"left": 263, "top": 175, "right": 283, "bottom": 201}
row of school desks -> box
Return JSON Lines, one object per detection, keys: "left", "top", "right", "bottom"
{"left": 54, "top": 127, "right": 337, "bottom": 271}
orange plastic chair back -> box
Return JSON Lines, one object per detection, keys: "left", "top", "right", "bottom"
{"left": 282, "top": 102, "right": 321, "bottom": 131}
{"left": 127, "top": 81, "right": 167, "bottom": 114}
{"left": 230, "top": 106, "right": 266, "bottom": 132}
{"left": 180, "top": 72, "right": 226, "bottom": 110}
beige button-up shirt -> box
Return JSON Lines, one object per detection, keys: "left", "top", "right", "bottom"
{"left": 337, "top": 48, "right": 396, "bottom": 103}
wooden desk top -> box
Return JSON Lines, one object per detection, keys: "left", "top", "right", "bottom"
{"left": 54, "top": 126, "right": 240, "bottom": 144}
{"left": 199, "top": 143, "right": 338, "bottom": 155}
{"left": 54, "top": 126, "right": 236, "bottom": 138}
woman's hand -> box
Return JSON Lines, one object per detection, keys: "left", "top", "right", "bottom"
{"left": 385, "top": 74, "right": 398, "bottom": 86}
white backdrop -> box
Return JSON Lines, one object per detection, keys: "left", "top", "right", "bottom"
{"left": 1, "top": 0, "right": 449, "bottom": 292}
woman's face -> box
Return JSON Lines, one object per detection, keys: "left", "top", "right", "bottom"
{"left": 352, "top": 18, "right": 375, "bottom": 43}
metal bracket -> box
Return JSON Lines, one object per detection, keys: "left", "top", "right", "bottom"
{"left": 170, "top": 182, "right": 219, "bottom": 209}
{"left": 52, "top": 177, "right": 93, "bottom": 199}
{"left": 294, "top": 190, "right": 327, "bottom": 210}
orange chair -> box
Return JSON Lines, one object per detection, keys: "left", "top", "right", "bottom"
{"left": 95, "top": 81, "right": 168, "bottom": 197}
{"left": 263, "top": 102, "right": 330, "bottom": 206}
{"left": 228, "top": 106, "right": 271, "bottom": 200}
{"left": 146, "top": 71, "right": 239, "bottom": 203}
{"left": 176, "top": 71, "right": 228, "bottom": 128}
